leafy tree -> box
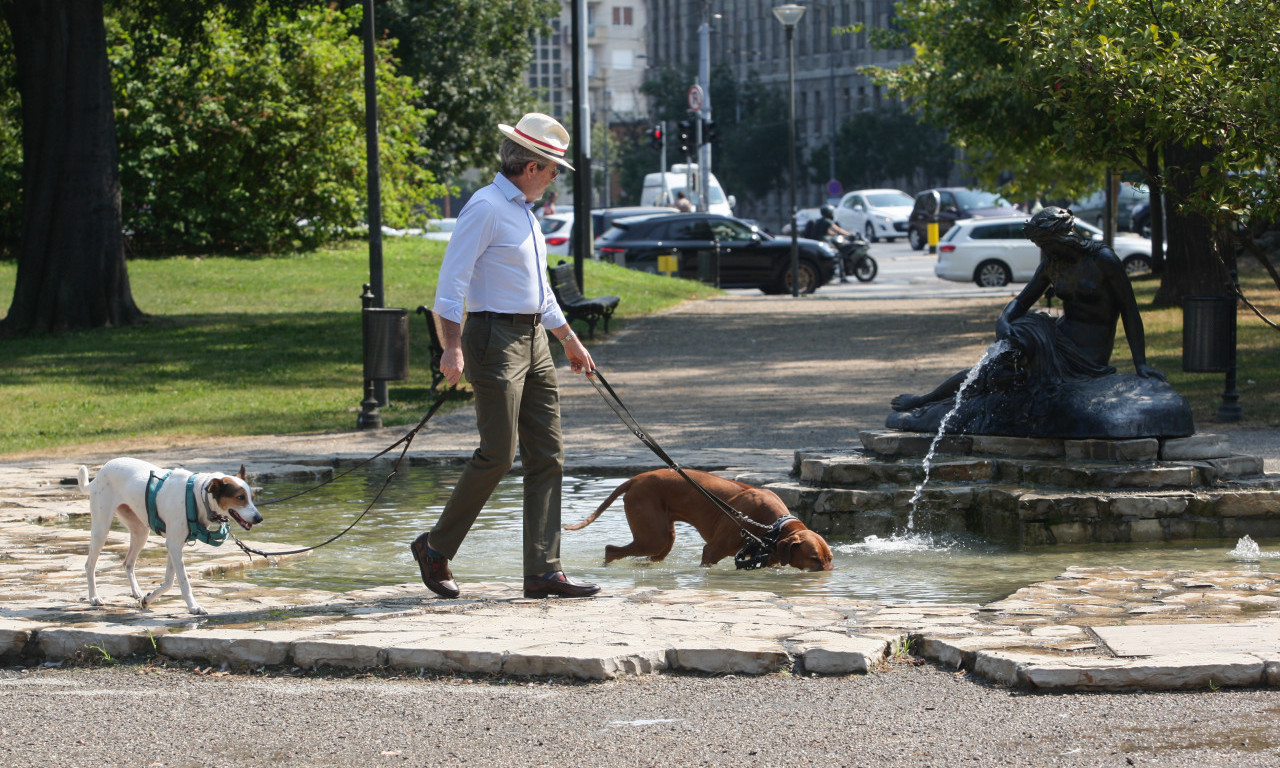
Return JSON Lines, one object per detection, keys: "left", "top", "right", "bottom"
{"left": 111, "top": 6, "right": 440, "bottom": 254}
{"left": 871, "top": 0, "right": 1280, "bottom": 309}
{"left": 1020, "top": 0, "right": 1280, "bottom": 305}
{"left": 350, "top": 0, "right": 559, "bottom": 184}
{"left": 869, "top": 0, "right": 1103, "bottom": 203}
{"left": 807, "top": 108, "right": 953, "bottom": 193}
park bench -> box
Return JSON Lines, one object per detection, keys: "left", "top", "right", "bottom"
{"left": 548, "top": 260, "right": 620, "bottom": 339}
{"left": 415, "top": 305, "right": 447, "bottom": 397}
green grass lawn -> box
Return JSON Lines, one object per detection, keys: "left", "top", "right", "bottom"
{"left": 1128, "top": 264, "right": 1280, "bottom": 429}
{"left": 0, "top": 239, "right": 717, "bottom": 456}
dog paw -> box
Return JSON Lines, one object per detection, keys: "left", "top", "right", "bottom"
{"left": 88, "top": 597, "right": 104, "bottom": 607}
{"left": 188, "top": 605, "right": 208, "bottom": 616}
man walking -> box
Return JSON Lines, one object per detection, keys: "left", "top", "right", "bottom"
{"left": 412, "top": 113, "right": 600, "bottom": 600}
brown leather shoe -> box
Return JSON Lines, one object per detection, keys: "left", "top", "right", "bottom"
{"left": 411, "top": 533, "right": 459, "bottom": 599}
{"left": 523, "top": 571, "right": 600, "bottom": 599}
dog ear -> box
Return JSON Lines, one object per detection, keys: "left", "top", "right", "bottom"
{"left": 238, "top": 464, "right": 247, "bottom": 480}
{"left": 207, "top": 477, "right": 223, "bottom": 496}
{"left": 775, "top": 534, "right": 799, "bottom": 567}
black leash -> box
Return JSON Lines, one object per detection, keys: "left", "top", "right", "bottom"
{"left": 231, "top": 385, "right": 456, "bottom": 559}
{"left": 586, "top": 369, "right": 786, "bottom": 568}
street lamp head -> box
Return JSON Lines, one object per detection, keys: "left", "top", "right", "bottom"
{"left": 772, "top": 3, "right": 806, "bottom": 28}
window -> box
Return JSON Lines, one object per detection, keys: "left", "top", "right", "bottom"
{"left": 671, "top": 220, "right": 713, "bottom": 240}
{"left": 613, "top": 6, "right": 634, "bottom": 26}
{"left": 971, "top": 224, "right": 1020, "bottom": 240}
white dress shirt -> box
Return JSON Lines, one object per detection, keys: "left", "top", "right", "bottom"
{"left": 432, "top": 173, "right": 567, "bottom": 329}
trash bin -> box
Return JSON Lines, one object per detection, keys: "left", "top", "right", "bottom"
{"left": 363, "top": 307, "right": 410, "bottom": 381}
{"left": 1182, "top": 296, "right": 1233, "bottom": 373}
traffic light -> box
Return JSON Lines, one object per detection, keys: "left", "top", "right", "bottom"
{"left": 649, "top": 124, "right": 663, "bottom": 150}
{"left": 677, "top": 119, "right": 694, "bottom": 154}
{"left": 701, "top": 119, "right": 717, "bottom": 146}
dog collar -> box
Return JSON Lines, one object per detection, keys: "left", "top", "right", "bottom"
{"left": 733, "top": 515, "right": 798, "bottom": 570}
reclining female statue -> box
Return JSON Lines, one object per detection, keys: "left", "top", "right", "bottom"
{"left": 887, "top": 206, "right": 1193, "bottom": 439}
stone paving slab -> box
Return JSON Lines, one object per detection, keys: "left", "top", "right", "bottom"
{"left": 1095, "top": 621, "right": 1280, "bottom": 656}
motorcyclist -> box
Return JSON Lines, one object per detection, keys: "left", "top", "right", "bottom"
{"left": 805, "top": 205, "right": 854, "bottom": 282}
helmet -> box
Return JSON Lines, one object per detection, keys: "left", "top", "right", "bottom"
{"left": 820, "top": 205, "right": 835, "bottom": 220}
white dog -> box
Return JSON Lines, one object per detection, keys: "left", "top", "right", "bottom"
{"left": 79, "top": 457, "right": 262, "bottom": 615}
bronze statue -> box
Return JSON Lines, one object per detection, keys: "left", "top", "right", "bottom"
{"left": 888, "top": 207, "right": 1193, "bottom": 439}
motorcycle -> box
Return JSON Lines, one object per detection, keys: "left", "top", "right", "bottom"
{"left": 830, "top": 233, "right": 878, "bottom": 283}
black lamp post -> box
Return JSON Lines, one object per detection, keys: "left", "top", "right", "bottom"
{"left": 357, "top": 0, "right": 384, "bottom": 430}
{"left": 773, "top": 3, "right": 805, "bottom": 297}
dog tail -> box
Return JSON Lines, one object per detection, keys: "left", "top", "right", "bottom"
{"left": 563, "top": 478, "right": 634, "bottom": 531}
{"left": 76, "top": 465, "right": 91, "bottom": 495}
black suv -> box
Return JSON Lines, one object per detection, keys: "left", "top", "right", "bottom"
{"left": 907, "top": 187, "right": 1017, "bottom": 250}
{"left": 594, "top": 213, "right": 839, "bottom": 294}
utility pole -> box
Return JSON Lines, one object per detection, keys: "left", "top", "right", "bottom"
{"left": 570, "top": 0, "right": 592, "bottom": 287}
{"left": 697, "top": 0, "right": 712, "bottom": 212}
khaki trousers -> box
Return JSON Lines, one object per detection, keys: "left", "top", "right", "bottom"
{"left": 429, "top": 313, "right": 564, "bottom": 576}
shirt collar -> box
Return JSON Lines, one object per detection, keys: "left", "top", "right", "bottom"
{"left": 492, "top": 172, "right": 532, "bottom": 209}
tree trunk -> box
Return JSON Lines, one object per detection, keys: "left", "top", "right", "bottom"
{"left": 1144, "top": 144, "right": 1164, "bottom": 274}
{"left": 0, "top": 0, "right": 142, "bottom": 336}
{"left": 1153, "top": 140, "right": 1232, "bottom": 307}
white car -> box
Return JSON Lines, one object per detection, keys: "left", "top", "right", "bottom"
{"left": 935, "top": 216, "right": 1157, "bottom": 287}
{"left": 781, "top": 207, "right": 823, "bottom": 235}
{"left": 834, "top": 188, "right": 914, "bottom": 243}
{"left": 541, "top": 212, "right": 573, "bottom": 256}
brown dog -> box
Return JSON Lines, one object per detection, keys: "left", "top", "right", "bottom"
{"left": 565, "top": 469, "right": 833, "bottom": 571}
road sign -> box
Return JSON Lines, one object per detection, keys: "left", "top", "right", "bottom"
{"left": 826, "top": 179, "right": 843, "bottom": 197}
{"left": 687, "top": 84, "right": 704, "bottom": 113}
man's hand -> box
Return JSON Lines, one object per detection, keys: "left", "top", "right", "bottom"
{"left": 441, "top": 345, "right": 465, "bottom": 386}
{"left": 562, "top": 334, "right": 595, "bottom": 376}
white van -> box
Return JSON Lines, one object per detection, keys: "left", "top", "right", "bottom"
{"left": 640, "top": 164, "right": 735, "bottom": 216}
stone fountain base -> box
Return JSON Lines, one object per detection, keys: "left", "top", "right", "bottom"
{"left": 769, "top": 431, "right": 1280, "bottom": 546}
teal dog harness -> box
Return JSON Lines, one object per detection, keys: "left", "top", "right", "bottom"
{"left": 145, "top": 471, "right": 229, "bottom": 547}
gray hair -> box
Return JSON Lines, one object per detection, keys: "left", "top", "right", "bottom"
{"left": 499, "top": 138, "right": 548, "bottom": 177}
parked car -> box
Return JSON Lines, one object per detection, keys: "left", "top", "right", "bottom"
{"left": 592, "top": 206, "right": 679, "bottom": 239}
{"left": 594, "top": 212, "right": 840, "bottom": 294}
{"left": 934, "top": 216, "right": 1158, "bottom": 287}
{"left": 1070, "top": 182, "right": 1149, "bottom": 231}
{"left": 835, "top": 188, "right": 914, "bottom": 243}
{"left": 423, "top": 218, "right": 456, "bottom": 241}
{"left": 540, "top": 207, "right": 679, "bottom": 257}
{"left": 541, "top": 212, "right": 573, "bottom": 256}
{"left": 907, "top": 187, "right": 1018, "bottom": 250}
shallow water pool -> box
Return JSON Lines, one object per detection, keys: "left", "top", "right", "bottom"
{"left": 232, "top": 465, "right": 1280, "bottom": 604}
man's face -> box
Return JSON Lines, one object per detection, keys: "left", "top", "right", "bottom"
{"left": 528, "top": 161, "right": 559, "bottom": 196}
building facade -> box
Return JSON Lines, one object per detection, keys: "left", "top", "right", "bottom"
{"left": 529, "top": 2, "right": 650, "bottom": 204}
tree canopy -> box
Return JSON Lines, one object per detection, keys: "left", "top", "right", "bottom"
{"left": 872, "top": 0, "right": 1280, "bottom": 304}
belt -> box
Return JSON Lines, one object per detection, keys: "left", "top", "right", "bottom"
{"left": 468, "top": 310, "right": 542, "bottom": 327}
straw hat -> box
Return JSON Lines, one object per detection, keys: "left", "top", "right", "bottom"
{"left": 499, "top": 113, "right": 575, "bottom": 171}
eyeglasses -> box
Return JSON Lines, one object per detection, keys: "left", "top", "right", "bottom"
{"left": 547, "top": 165, "right": 560, "bottom": 180}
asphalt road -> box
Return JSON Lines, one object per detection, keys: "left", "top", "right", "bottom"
{"left": 2, "top": 662, "right": 1278, "bottom": 767}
